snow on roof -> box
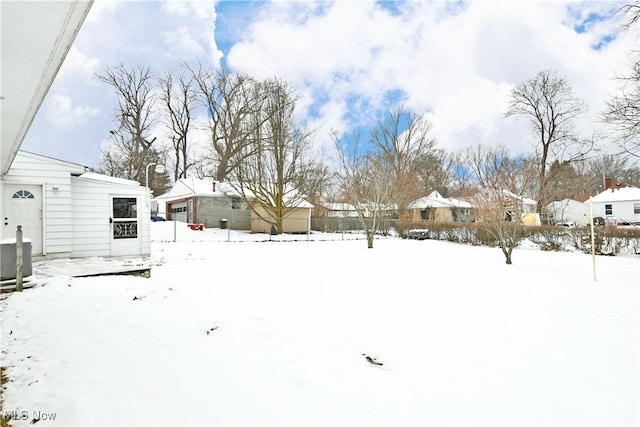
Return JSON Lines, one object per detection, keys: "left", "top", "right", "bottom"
{"left": 547, "top": 199, "right": 587, "bottom": 208}
{"left": 157, "top": 177, "right": 312, "bottom": 208}
{"left": 590, "top": 186, "right": 640, "bottom": 203}
{"left": 183, "top": 178, "right": 237, "bottom": 196}
{"left": 407, "top": 193, "right": 474, "bottom": 209}
{"left": 501, "top": 189, "right": 537, "bottom": 206}
{"left": 79, "top": 172, "right": 141, "bottom": 187}
{"left": 155, "top": 178, "right": 240, "bottom": 201}
{"left": 321, "top": 202, "right": 357, "bottom": 211}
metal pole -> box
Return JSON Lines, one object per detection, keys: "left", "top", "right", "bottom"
{"left": 145, "top": 163, "right": 155, "bottom": 207}
{"left": 307, "top": 207, "right": 311, "bottom": 242}
{"left": 16, "top": 225, "right": 23, "bottom": 292}
{"left": 589, "top": 197, "right": 596, "bottom": 282}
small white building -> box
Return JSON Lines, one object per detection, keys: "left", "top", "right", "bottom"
{"left": 1, "top": 151, "right": 150, "bottom": 258}
{"left": 315, "top": 202, "right": 358, "bottom": 218}
{"left": 546, "top": 199, "right": 590, "bottom": 226}
{"left": 589, "top": 185, "right": 640, "bottom": 224}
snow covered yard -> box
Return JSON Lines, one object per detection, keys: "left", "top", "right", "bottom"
{"left": 1, "top": 223, "right": 638, "bottom": 426}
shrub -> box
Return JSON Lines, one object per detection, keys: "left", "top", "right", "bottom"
{"left": 398, "top": 220, "right": 640, "bottom": 256}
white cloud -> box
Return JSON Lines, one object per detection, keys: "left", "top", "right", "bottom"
{"left": 224, "top": 0, "right": 635, "bottom": 157}
{"left": 45, "top": 93, "right": 100, "bottom": 127}
{"left": 58, "top": 47, "right": 101, "bottom": 81}
{"left": 164, "top": 26, "right": 207, "bottom": 58}
{"left": 23, "top": 0, "right": 638, "bottom": 170}
{"left": 161, "top": 1, "right": 190, "bottom": 16}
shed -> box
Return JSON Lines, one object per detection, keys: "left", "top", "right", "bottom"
{"left": 250, "top": 199, "right": 314, "bottom": 234}
{"left": 1, "top": 151, "right": 150, "bottom": 258}
{"left": 546, "top": 199, "right": 590, "bottom": 225}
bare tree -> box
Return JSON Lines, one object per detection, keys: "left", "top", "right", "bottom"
{"left": 448, "top": 151, "right": 475, "bottom": 198}
{"left": 333, "top": 130, "right": 396, "bottom": 249}
{"left": 603, "top": 61, "right": 640, "bottom": 160}
{"left": 571, "top": 154, "right": 640, "bottom": 195}
{"left": 467, "top": 145, "right": 537, "bottom": 264}
{"left": 97, "top": 64, "right": 158, "bottom": 183}
{"left": 159, "top": 69, "right": 197, "bottom": 181}
{"left": 188, "top": 64, "right": 263, "bottom": 182}
{"left": 600, "top": 2, "right": 640, "bottom": 161}
{"left": 416, "top": 148, "right": 456, "bottom": 196}
{"left": 619, "top": 1, "right": 640, "bottom": 30}
{"left": 230, "top": 78, "right": 319, "bottom": 234}
{"left": 370, "top": 106, "right": 437, "bottom": 208}
{"left": 506, "top": 69, "right": 590, "bottom": 212}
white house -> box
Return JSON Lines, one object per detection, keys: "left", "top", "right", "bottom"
{"left": 546, "top": 199, "right": 590, "bottom": 226}
{"left": 0, "top": 3, "right": 149, "bottom": 259}
{"left": 589, "top": 185, "right": 640, "bottom": 224}
{"left": 1, "top": 151, "right": 150, "bottom": 258}
{"left": 315, "top": 202, "right": 359, "bottom": 218}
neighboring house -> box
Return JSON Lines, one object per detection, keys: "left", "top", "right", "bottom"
{"left": 1, "top": 151, "right": 150, "bottom": 258}
{"left": 473, "top": 188, "right": 538, "bottom": 224}
{"left": 588, "top": 184, "right": 640, "bottom": 224}
{"left": 251, "top": 198, "right": 314, "bottom": 234}
{"left": 314, "top": 202, "right": 358, "bottom": 218}
{"left": 547, "top": 199, "right": 590, "bottom": 226}
{"left": 501, "top": 189, "right": 537, "bottom": 216}
{"left": 406, "top": 191, "right": 475, "bottom": 222}
{"left": 155, "top": 178, "right": 251, "bottom": 229}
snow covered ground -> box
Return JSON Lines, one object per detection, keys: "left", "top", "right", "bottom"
{"left": 1, "top": 222, "right": 638, "bottom": 426}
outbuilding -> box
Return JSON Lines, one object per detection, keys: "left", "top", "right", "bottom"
{"left": 546, "top": 199, "right": 590, "bottom": 226}
{"left": 250, "top": 199, "right": 314, "bottom": 234}
{"left": 1, "top": 151, "right": 150, "bottom": 258}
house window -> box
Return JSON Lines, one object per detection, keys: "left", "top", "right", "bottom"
{"left": 634, "top": 203, "right": 640, "bottom": 215}
{"left": 113, "top": 197, "right": 137, "bottom": 218}
{"left": 232, "top": 197, "right": 241, "bottom": 209}
{"left": 605, "top": 204, "right": 613, "bottom": 215}
{"left": 12, "top": 190, "right": 34, "bottom": 199}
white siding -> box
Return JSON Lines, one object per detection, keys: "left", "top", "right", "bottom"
{"left": 592, "top": 200, "right": 640, "bottom": 223}
{"left": 71, "top": 177, "right": 150, "bottom": 257}
{"left": 547, "top": 200, "right": 590, "bottom": 224}
{"left": 2, "top": 151, "right": 85, "bottom": 255}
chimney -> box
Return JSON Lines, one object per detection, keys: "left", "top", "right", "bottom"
{"left": 604, "top": 177, "right": 612, "bottom": 189}
{"left": 212, "top": 181, "right": 216, "bottom": 192}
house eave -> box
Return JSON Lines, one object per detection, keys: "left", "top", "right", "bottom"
{"left": 1, "top": 0, "right": 93, "bottom": 175}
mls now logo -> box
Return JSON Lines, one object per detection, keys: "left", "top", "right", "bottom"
{"left": 2, "top": 410, "right": 57, "bottom": 422}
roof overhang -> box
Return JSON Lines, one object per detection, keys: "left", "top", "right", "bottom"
{"left": 1, "top": 0, "right": 93, "bottom": 175}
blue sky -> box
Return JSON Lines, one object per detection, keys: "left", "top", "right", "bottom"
{"left": 20, "top": 0, "right": 634, "bottom": 172}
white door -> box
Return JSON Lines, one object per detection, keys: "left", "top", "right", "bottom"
{"left": 2, "top": 184, "right": 43, "bottom": 255}
{"left": 110, "top": 196, "right": 140, "bottom": 256}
